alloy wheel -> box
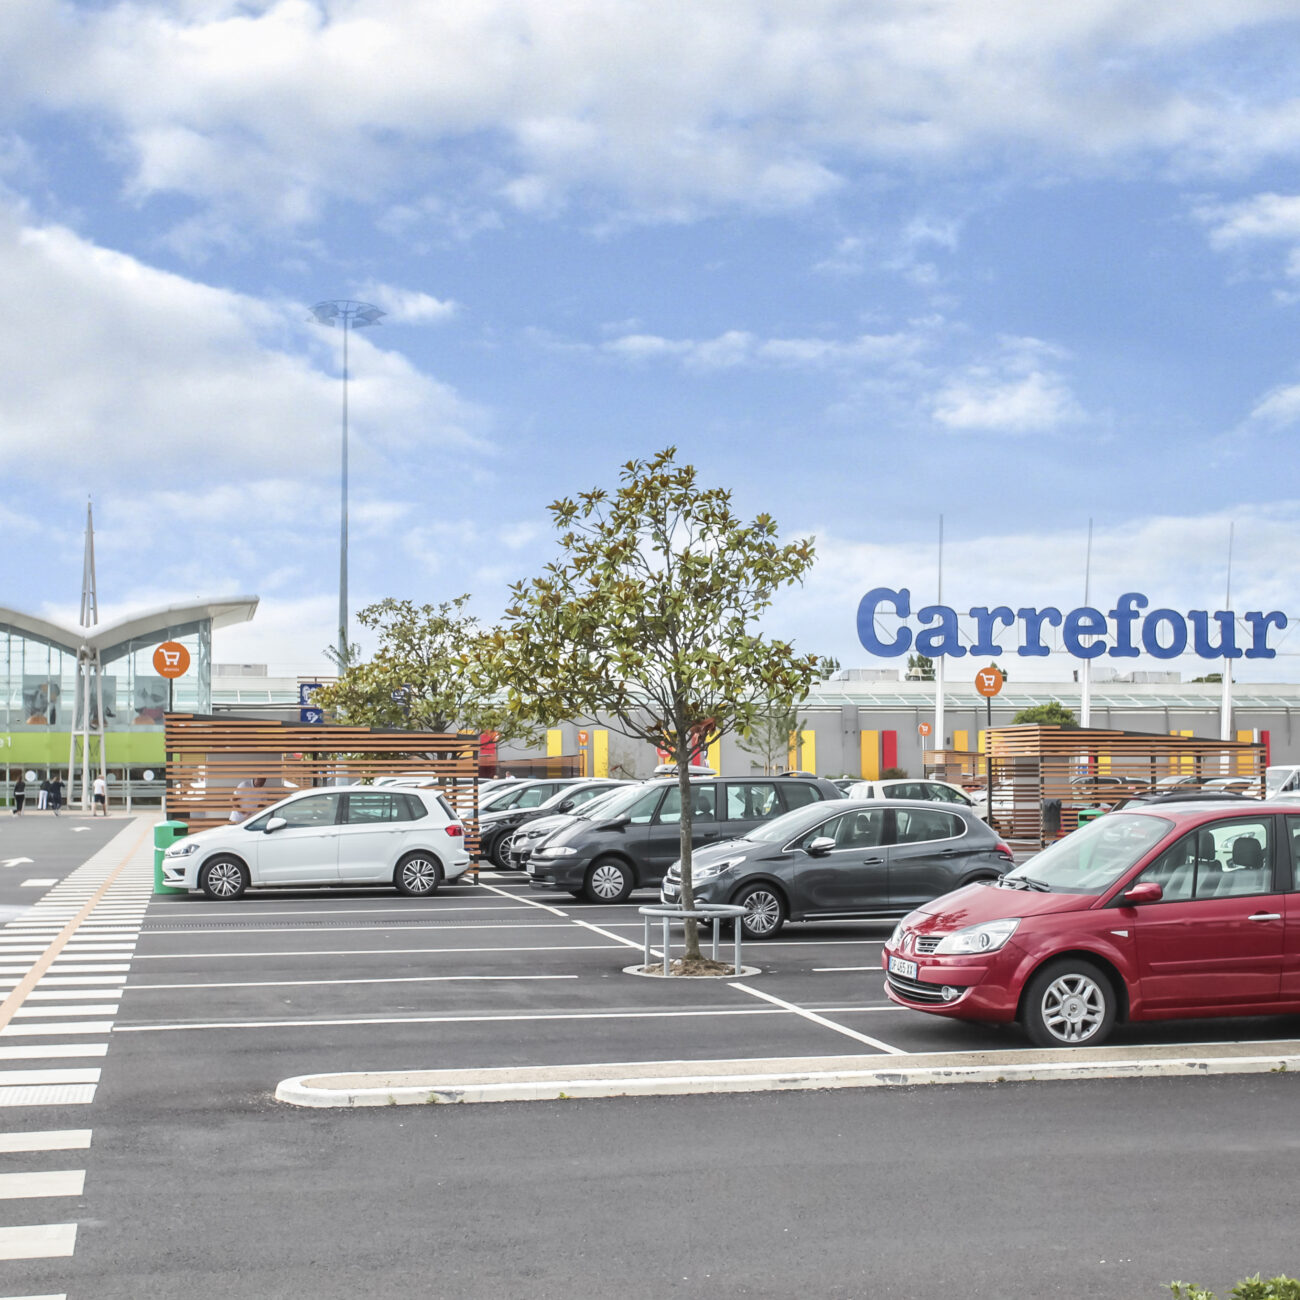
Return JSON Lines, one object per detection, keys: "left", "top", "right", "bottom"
{"left": 206, "top": 862, "right": 243, "bottom": 898}
{"left": 741, "top": 889, "right": 781, "bottom": 936}
{"left": 400, "top": 856, "right": 439, "bottom": 895}
{"left": 1040, "top": 973, "right": 1106, "bottom": 1044}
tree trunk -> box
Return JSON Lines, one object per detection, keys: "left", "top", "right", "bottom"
{"left": 675, "top": 740, "right": 701, "bottom": 961}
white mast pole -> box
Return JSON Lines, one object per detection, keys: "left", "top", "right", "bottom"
{"left": 1080, "top": 518, "right": 1093, "bottom": 729}
{"left": 1221, "top": 522, "right": 1235, "bottom": 743}
{"left": 933, "top": 515, "right": 945, "bottom": 765}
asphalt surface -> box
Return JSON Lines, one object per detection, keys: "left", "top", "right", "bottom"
{"left": 1, "top": 820, "right": 1297, "bottom": 1298}
{"left": 0, "top": 810, "right": 124, "bottom": 916}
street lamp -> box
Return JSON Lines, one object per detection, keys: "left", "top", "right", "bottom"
{"left": 311, "top": 299, "right": 386, "bottom": 669}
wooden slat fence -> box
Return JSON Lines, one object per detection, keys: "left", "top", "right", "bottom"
{"left": 164, "top": 714, "right": 481, "bottom": 852}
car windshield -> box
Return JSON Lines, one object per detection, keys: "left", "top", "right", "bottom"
{"left": 1005, "top": 813, "right": 1173, "bottom": 895}
{"left": 1266, "top": 768, "right": 1300, "bottom": 796}
{"left": 568, "top": 787, "right": 628, "bottom": 818}
{"left": 482, "top": 784, "right": 537, "bottom": 812}
{"left": 581, "top": 782, "right": 663, "bottom": 820}
{"left": 745, "top": 801, "right": 842, "bottom": 845}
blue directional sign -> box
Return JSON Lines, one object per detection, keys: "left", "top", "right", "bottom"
{"left": 299, "top": 682, "right": 323, "bottom": 706}
{"left": 300, "top": 707, "right": 325, "bottom": 725}
{"left": 299, "top": 682, "right": 324, "bottom": 724}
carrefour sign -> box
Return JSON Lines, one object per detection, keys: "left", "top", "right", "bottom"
{"left": 857, "top": 588, "right": 1288, "bottom": 661}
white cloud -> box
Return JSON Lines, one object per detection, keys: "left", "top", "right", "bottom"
{"left": 932, "top": 338, "right": 1085, "bottom": 434}
{"left": 0, "top": 206, "right": 488, "bottom": 476}
{"left": 6, "top": 1, "right": 1300, "bottom": 227}
{"left": 772, "top": 503, "right": 1300, "bottom": 681}
{"left": 353, "top": 280, "right": 458, "bottom": 324}
{"left": 1199, "top": 192, "right": 1300, "bottom": 248}
{"left": 600, "top": 327, "right": 923, "bottom": 372}
{"left": 1245, "top": 383, "right": 1300, "bottom": 428}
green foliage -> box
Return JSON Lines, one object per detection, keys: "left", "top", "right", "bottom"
{"left": 313, "top": 596, "right": 537, "bottom": 744}
{"left": 1170, "top": 1276, "right": 1300, "bottom": 1299}
{"left": 880, "top": 766, "right": 907, "bottom": 779}
{"left": 1010, "top": 701, "right": 1079, "bottom": 728}
{"left": 737, "top": 701, "right": 806, "bottom": 775}
{"left": 477, "top": 446, "right": 837, "bottom": 957}
{"left": 1192, "top": 672, "right": 1224, "bottom": 683}
{"left": 907, "top": 653, "right": 934, "bottom": 681}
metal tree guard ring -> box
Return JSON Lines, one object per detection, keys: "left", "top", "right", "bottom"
{"left": 636, "top": 902, "right": 749, "bottom": 977}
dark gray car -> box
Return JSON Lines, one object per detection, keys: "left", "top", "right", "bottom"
{"left": 526, "top": 775, "right": 845, "bottom": 902}
{"left": 660, "top": 799, "right": 1013, "bottom": 939}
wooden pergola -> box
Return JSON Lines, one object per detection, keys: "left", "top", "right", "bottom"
{"left": 981, "top": 724, "right": 1265, "bottom": 847}
{"left": 163, "top": 713, "right": 481, "bottom": 848}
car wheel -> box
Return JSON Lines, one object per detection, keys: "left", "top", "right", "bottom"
{"left": 1022, "top": 959, "right": 1116, "bottom": 1048}
{"left": 201, "top": 857, "right": 248, "bottom": 901}
{"left": 584, "top": 858, "right": 634, "bottom": 904}
{"left": 488, "top": 834, "right": 514, "bottom": 870}
{"left": 733, "top": 883, "right": 786, "bottom": 940}
{"left": 395, "top": 852, "right": 442, "bottom": 897}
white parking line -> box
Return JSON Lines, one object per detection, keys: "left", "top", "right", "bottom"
{"left": 812, "top": 966, "right": 881, "bottom": 972}
{"left": 138, "top": 923, "right": 571, "bottom": 936}
{"left": 729, "top": 983, "right": 905, "bottom": 1054}
{"left": 0, "top": 1132, "right": 91, "bottom": 1153}
{"left": 0, "top": 1172, "right": 84, "bottom": 1200}
{"left": 0, "top": 1047, "right": 107, "bottom": 1061}
{"left": 132, "top": 944, "right": 623, "bottom": 961}
{"left": 0, "top": 1223, "right": 77, "bottom": 1259}
{"left": 126, "top": 974, "right": 580, "bottom": 991}
{"left": 112, "top": 1002, "right": 898, "bottom": 1034}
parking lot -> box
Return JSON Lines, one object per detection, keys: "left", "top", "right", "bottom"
{"left": 3, "top": 815, "right": 1299, "bottom": 1299}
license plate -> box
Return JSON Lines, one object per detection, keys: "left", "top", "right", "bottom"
{"left": 888, "top": 955, "right": 918, "bottom": 980}
{"left": 663, "top": 882, "right": 680, "bottom": 900}
{"left": 526, "top": 863, "right": 539, "bottom": 877}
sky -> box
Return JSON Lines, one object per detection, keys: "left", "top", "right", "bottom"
{"left": 3, "top": 0, "right": 1300, "bottom": 682}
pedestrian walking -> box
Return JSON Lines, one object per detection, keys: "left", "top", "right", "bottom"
{"left": 37, "top": 779, "right": 50, "bottom": 811}
{"left": 12, "top": 776, "right": 25, "bottom": 816}
{"left": 92, "top": 773, "right": 107, "bottom": 816}
{"left": 49, "top": 776, "right": 63, "bottom": 817}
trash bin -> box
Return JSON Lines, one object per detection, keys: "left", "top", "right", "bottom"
{"left": 1076, "top": 806, "right": 1106, "bottom": 826}
{"left": 1041, "top": 798, "right": 1062, "bottom": 839}
{"left": 154, "top": 820, "right": 189, "bottom": 895}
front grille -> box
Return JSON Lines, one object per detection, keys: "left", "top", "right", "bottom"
{"left": 914, "top": 935, "right": 942, "bottom": 955}
{"left": 887, "top": 972, "right": 951, "bottom": 1005}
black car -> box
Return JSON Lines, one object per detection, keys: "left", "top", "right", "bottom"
{"left": 661, "top": 799, "right": 1013, "bottom": 939}
{"left": 477, "top": 779, "right": 628, "bottom": 869}
{"left": 526, "top": 775, "right": 845, "bottom": 902}
{"left": 506, "top": 785, "right": 635, "bottom": 871}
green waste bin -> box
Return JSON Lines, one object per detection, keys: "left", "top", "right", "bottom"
{"left": 154, "top": 820, "right": 189, "bottom": 895}
{"left": 1076, "top": 806, "right": 1106, "bottom": 826}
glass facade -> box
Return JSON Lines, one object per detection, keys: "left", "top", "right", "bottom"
{"left": 0, "top": 619, "right": 210, "bottom": 736}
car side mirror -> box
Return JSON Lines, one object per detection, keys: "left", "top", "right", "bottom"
{"left": 558, "top": 799, "right": 574, "bottom": 812}
{"left": 264, "top": 816, "right": 287, "bottom": 833}
{"left": 806, "top": 836, "right": 836, "bottom": 857}
{"left": 597, "top": 816, "right": 629, "bottom": 831}
{"left": 1122, "top": 881, "right": 1163, "bottom": 905}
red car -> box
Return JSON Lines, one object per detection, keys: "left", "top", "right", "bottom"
{"left": 882, "top": 804, "right": 1298, "bottom": 1047}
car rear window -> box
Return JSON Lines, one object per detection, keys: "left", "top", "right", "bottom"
{"left": 780, "top": 782, "right": 821, "bottom": 811}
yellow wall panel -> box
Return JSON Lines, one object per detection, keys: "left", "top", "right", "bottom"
{"left": 593, "top": 730, "right": 609, "bottom": 778}
{"left": 800, "top": 730, "right": 816, "bottom": 775}
{"left": 953, "top": 730, "right": 969, "bottom": 752}
{"left": 860, "top": 731, "right": 879, "bottom": 780}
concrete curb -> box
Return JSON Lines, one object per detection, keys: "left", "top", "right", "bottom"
{"left": 275, "top": 1042, "right": 1300, "bottom": 1107}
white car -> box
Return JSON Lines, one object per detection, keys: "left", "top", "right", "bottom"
{"left": 162, "top": 785, "right": 471, "bottom": 900}
{"left": 845, "top": 778, "right": 988, "bottom": 820}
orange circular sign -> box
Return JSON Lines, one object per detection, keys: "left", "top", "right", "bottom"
{"left": 578, "top": 730, "right": 589, "bottom": 745}
{"left": 975, "top": 665, "right": 1005, "bottom": 698}
{"left": 153, "top": 642, "right": 190, "bottom": 679}
{"left": 918, "top": 722, "right": 933, "bottom": 737}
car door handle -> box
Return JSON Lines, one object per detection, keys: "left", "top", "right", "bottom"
{"left": 861, "top": 856, "right": 884, "bottom": 864}
{"left": 1248, "top": 912, "right": 1282, "bottom": 922}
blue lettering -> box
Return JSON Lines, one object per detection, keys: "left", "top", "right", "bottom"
{"left": 1017, "top": 607, "right": 1062, "bottom": 657}
{"left": 916, "top": 605, "right": 966, "bottom": 658}
{"left": 1244, "top": 611, "right": 1287, "bottom": 659}
{"left": 968, "top": 606, "right": 1015, "bottom": 656}
{"left": 1141, "top": 610, "right": 1187, "bottom": 659}
{"left": 1062, "top": 607, "right": 1108, "bottom": 660}
{"left": 1107, "top": 592, "right": 1147, "bottom": 659}
{"left": 1188, "top": 611, "right": 1241, "bottom": 659}
{"left": 857, "top": 587, "right": 912, "bottom": 657}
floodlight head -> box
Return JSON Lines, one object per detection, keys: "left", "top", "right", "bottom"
{"left": 353, "top": 306, "right": 385, "bottom": 327}
{"left": 310, "top": 301, "right": 340, "bottom": 325}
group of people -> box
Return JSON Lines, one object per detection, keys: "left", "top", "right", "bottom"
{"left": 10, "top": 773, "right": 108, "bottom": 815}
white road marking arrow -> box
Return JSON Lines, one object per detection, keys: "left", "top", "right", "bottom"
{"left": 71, "top": 827, "right": 89, "bottom": 833}
{"left": 0, "top": 858, "right": 34, "bottom": 868}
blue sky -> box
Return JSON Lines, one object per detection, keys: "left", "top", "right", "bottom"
{"left": 3, "top": 1, "right": 1300, "bottom": 681}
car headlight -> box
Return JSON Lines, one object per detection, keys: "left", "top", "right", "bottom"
{"left": 537, "top": 846, "right": 576, "bottom": 858}
{"left": 164, "top": 842, "right": 200, "bottom": 858}
{"left": 933, "top": 918, "right": 1020, "bottom": 955}
{"left": 692, "top": 857, "right": 744, "bottom": 881}
{"left": 888, "top": 919, "right": 907, "bottom": 949}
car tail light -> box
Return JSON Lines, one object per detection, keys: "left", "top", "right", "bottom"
{"left": 995, "top": 840, "right": 1014, "bottom": 861}
{"left": 445, "top": 824, "right": 464, "bottom": 838}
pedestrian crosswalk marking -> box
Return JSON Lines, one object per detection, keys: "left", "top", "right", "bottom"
{"left": 0, "top": 1223, "right": 77, "bottom": 1259}
{"left": 0, "top": 1171, "right": 84, "bottom": 1200}
{"left": 0, "top": 1131, "right": 91, "bottom": 1153}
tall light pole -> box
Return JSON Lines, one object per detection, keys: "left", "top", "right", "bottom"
{"left": 311, "top": 299, "right": 385, "bottom": 668}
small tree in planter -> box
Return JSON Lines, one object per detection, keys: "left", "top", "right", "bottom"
{"left": 479, "top": 447, "right": 836, "bottom": 967}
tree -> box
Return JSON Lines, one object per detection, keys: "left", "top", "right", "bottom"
{"left": 478, "top": 447, "right": 837, "bottom": 964}
{"left": 1192, "top": 672, "right": 1223, "bottom": 684}
{"left": 736, "top": 701, "right": 807, "bottom": 775}
{"left": 907, "top": 653, "right": 934, "bottom": 681}
{"left": 313, "top": 596, "right": 537, "bottom": 744}
{"left": 1011, "top": 701, "right": 1078, "bottom": 728}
